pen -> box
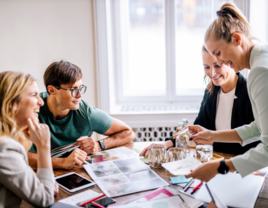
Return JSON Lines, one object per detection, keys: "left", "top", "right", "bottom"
{"left": 178, "top": 194, "right": 190, "bottom": 208}
{"left": 78, "top": 193, "right": 106, "bottom": 207}
{"left": 205, "top": 184, "right": 216, "bottom": 205}
{"left": 191, "top": 181, "right": 203, "bottom": 195}
{"left": 183, "top": 178, "right": 193, "bottom": 189}
{"left": 91, "top": 201, "right": 105, "bottom": 208}
{"left": 183, "top": 179, "right": 194, "bottom": 192}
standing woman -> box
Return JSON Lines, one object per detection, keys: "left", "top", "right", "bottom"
{"left": 187, "top": 2, "right": 268, "bottom": 182}
{"left": 0, "top": 71, "right": 55, "bottom": 207}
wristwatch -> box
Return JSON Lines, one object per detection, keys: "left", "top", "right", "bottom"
{"left": 98, "top": 140, "right": 105, "bottom": 151}
{"left": 218, "top": 160, "right": 229, "bottom": 174}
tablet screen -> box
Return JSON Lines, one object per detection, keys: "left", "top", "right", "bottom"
{"left": 56, "top": 173, "right": 92, "bottom": 190}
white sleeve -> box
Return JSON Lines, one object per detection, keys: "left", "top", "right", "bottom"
{"left": 0, "top": 143, "right": 55, "bottom": 207}
{"left": 235, "top": 121, "right": 261, "bottom": 146}
{"left": 232, "top": 67, "right": 268, "bottom": 177}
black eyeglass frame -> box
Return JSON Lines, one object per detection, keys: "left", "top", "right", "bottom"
{"left": 54, "top": 85, "right": 87, "bottom": 97}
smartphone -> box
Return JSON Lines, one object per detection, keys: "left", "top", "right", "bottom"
{"left": 89, "top": 197, "right": 116, "bottom": 207}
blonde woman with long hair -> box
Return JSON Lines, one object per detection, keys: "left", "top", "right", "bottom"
{"left": 0, "top": 71, "right": 56, "bottom": 207}
{"left": 187, "top": 2, "right": 268, "bottom": 182}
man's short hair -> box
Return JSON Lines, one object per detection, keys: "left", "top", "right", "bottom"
{"left": 44, "top": 60, "right": 83, "bottom": 93}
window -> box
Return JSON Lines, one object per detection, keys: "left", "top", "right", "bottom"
{"left": 94, "top": 0, "right": 250, "bottom": 126}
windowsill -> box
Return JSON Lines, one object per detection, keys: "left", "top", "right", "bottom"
{"left": 110, "top": 103, "right": 200, "bottom": 116}
{"left": 110, "top": 110, "right": 199, "bottom": 116}
{"left": 109, "top": 104, "right": 200, "bottom": 127}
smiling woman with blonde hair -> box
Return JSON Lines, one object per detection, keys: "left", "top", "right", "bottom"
{"left": 187, "top": 2, "right": 268, "bottom": 182}
{"left": 0, "top": 71, "right": 55, "bottom": 207}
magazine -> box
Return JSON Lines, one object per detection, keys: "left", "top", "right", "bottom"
{"left": 84, "top": 157, "right": 169, "bottom": 197}
{"left": 51, "top": 142, "right": 80, "bottom": 158}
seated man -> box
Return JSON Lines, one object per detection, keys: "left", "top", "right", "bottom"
{"left": 28, "top": 60, "right": 135, "bottom": 170}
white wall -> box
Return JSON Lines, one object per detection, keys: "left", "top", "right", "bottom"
{"left": 0, "top": 0, "right": 97, "bottom": 107}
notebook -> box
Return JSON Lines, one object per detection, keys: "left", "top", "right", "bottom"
{"left": 195, "top": 172, "right": 264, "bottom": 208}
{"left": 59, "top": 189, "right": 103, "bottom": 206}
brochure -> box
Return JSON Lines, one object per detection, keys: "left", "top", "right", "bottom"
{"left": 84, "top": 157, "right": 169, "bottom": 197}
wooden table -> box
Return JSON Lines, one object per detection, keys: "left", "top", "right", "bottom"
{"left": 21, "top": 142, "right": 268, "bottom": 208}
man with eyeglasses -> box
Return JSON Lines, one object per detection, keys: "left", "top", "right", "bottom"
{"left": 28, "top": 60, "right": 135, "bottom": 170}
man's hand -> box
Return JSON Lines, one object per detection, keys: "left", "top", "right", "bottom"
{"left": 62, "top": 148, "right": 88, "bottom": 170}
{"left": 76, "top": 136, "right": 101, "bottom": 154}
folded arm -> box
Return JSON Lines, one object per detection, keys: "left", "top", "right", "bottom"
{"left": 102, "top": 118, "right": 135, "bottom": 149}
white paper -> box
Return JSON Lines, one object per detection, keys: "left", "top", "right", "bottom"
{"left": 195, "top": 172, "right": 264, "bottom": 208}
{"left": 162, "top": 157, "right": 202, "bottom": 175}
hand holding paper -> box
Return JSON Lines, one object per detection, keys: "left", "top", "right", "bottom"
{"left": 185, "top": 161, "right": 220, "bottom": 182}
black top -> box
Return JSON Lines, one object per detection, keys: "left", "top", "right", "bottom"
{"left": 166, "top": 73, "right": 261, "bottom": 155}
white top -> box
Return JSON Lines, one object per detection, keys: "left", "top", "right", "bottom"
{"left": 215, "top": 87, "right": 236, "bottom": 130}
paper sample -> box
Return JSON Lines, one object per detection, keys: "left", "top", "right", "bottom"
{"left": 162, "top": 157, "right": 202, "bottom": 175}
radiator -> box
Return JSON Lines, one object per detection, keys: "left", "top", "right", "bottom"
{"left": 132, "top": 126, "right": 177, "bottom": 142}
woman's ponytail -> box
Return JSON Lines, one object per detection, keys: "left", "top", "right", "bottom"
{"left": 205, "top": 2, "right": 251, "bottom": 42}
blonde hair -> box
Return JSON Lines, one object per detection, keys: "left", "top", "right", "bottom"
{"left": 202, "top": 45, "right": 215, "bottom": 95}
{"left": 205, "top": 2, "right": 251, "bottom": 43}
{"left": 0, "top": 71, "right": 35, "bottom": 149}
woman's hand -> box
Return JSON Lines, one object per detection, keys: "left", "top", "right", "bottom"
{"left": 26, "top": 118, "right": 50, "bottom": 149}
{"left": 185, "top": 161, "right": 220, "bottom": 182}
{"left": 188, "top": 125, "right": 216, "bottom": 145}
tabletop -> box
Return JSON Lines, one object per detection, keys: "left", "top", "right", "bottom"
{"left": 20, "top": 142, "right": 268, "bottom": 208}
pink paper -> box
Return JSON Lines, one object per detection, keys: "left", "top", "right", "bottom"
{"left": 144, "top": 188, "right": 174, "bottom": 200}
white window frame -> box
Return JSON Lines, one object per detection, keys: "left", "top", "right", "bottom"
{"left": 111, "top": 0, "right": 205, "bottom": 105}
{"left": 93, "top": 0, "right": 250, "bottom": 127}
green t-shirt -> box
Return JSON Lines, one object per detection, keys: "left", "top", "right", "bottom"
{"left": 29, "top": 92, "right": 113, "bottom": 153}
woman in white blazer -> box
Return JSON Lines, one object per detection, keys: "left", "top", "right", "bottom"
{"left": 186, "top": 2, "right": 268, "bottom": 181}
{"left": 0, "top": 71, "right": 56, "bottom": 207}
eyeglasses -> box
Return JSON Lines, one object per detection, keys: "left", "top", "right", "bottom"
{"left": 54, "top": 85, "right": 87, "bottom": 97}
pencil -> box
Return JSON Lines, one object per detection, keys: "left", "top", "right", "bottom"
{"left": 178, "top": 194, "right": 190, "bottom": 208}
{"left": 183, "top": 178, "right": 193, "bottom": 189}
{"left": 183, "top": 179, "right": 195, "bottom": 192}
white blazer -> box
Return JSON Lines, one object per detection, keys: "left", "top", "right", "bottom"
{"left": 0, "top": 137, "right": 54, "bottom": 208}
{"left": 232, "top": 44, "right": 268, "bottom": 177}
